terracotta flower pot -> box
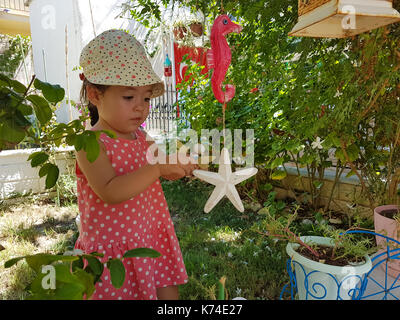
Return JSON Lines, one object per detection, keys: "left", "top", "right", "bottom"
{"left": 374, "top": 205, "right": 400, "bottom": 279}
{"left": 190, "top": 23, "right": 203, "bottom": 37}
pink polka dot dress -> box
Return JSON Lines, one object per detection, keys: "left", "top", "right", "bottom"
{"left": 74, "top": 128, "right": 188, "bottom": 300}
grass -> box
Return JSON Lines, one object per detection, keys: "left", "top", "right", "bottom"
{"left": 0, "top": 197, "right": 79, "bottom": 300}
{"left": 0, "top": 176, "right": 289, "bottom": 300}
{"left": 0, "top": 175, "right": 374, "bottom": 300}
{"left": 163, "top": 178, "right": 289, "bottom": 300}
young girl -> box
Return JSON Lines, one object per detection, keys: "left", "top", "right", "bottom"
{"left": 74, "top": 29, "right": 198, "bottom": 300}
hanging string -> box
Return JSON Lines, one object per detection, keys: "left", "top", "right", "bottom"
{"left": 223, "top": 99, "right": 226, "bottom": 148}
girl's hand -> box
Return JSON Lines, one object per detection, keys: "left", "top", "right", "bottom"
{"left": 158, "top": 154, "right": 199, "bottom": 180}
{"left": 178, "top": 156, "right": 199, "bottom": 176}
{"left": 160, "top": 165, "right": 186, "bottom": 180}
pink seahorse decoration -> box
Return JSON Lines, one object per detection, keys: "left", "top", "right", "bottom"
{"left": 207, "top": 15, "right": 242, "bottom": 107}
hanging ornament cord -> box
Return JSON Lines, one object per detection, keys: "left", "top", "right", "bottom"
{"left": 223, "top": 101, "right": 227, "bottom": 147}
{"left": 221, "top": 0, "right": 226, "bottom": 146}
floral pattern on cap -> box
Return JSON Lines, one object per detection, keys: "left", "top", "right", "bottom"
{"left": 80, "top": 29, "right": 165, "bottom": 98}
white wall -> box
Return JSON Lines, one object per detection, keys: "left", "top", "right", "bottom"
{"left": 0, "top": 147, "right": 75, "bottom": 199}
{"left": 29, "top": 0, "right": 82, "bottom": 124}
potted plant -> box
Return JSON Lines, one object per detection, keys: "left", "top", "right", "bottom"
{"left": 188, "top": 19, "right": 204, "bottom": 37}
{"left": 374, "top": 205, "right": 400, "bottom": 278}
{"left": 262, "top": 206, "right": 375, "bottom": 300}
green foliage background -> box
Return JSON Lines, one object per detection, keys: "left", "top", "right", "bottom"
{"left": 0, "top": 34, "right": 31, "bottom": 78}
{"left": 125, "top": 0, "right": 400, "bottom": 209}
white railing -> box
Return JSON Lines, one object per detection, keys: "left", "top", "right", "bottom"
{"left": 0, "top": 0, "right": 29, "bottom": 12}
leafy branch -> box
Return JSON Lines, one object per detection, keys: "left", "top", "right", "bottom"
{"left": 4, "top": 248, "right": 161, "bottom": 300}
{"left": 0, "top": 74, "right": 116, "bottom": 189}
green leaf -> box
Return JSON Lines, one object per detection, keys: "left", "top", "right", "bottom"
{"left": 74, "top": 268, "right": 95, "bottom": 299}
{"left": 335, "top": 148, "right": 346, "bottom": 162}
{"left": 43, "top": 163, "right": 60, "bottom": 182}
{"left": 65, "top": 133, "right": 76, "bottom": 146}
{"left": 54, "top": 263, "right": 80, "bottom": 284}
{"left": 74, "top": 134, "right": 84, "bottom": 151}
{"left": 38, "top": 163, "right": 50, "bottom": 178}
{"left": 335, "top": 144, "right": 359, "bottom": 163}
{"left": 346, "top": 144, "right": 359, "bottom": 162}
{"left": 313, "top": 180, "right": 324, "bottom": 190}
{"left": 107, "top": 259, "right": 125, "bottom": 289}
{"left": 102, "top": 130, "right": 117, "bottom": 139}
{"left": 17, "top": 103, "right": 33, "bottom": 116}
{"left": 32, "top": 254, "right": 78, "bottom": 273}
{"left": 10, "top": 79, "right": 27, "bottom": 94}
{"left": 34, "top": 78, "right": 65, "bottom": 103}
{"left": 123, "top": 248, "right": 161, "bottom": 259}
{"left": 217, "top": 278, "right": 226, "bottom": 300}
{"left": 89, "top": 252, "right": 104, "bottom": 258}
{"left": 299, "top": 154, "right": 315, "bottom": 165}
{"left": 29, "top": 152, "right": 49, "bottom": 167}
{"left": 72, "top": 257, "right": 84, "bottom": 271}
{"left": 262, "top": 183, "right": 273, "bottom": 192}
{"left": 0, "top": 74, "right": 11, "bottom": 87}
{"left": 4, "top": 256, "right": 25, "bottom": 268}
{"left": 6, "top": 253, "right": 78, "bottom": 273}
{"left": 285, "top": 140, "right": 303, "bottom": 153}
{"left": 26, "top": 95, "right": 52, "bottom": 125}
{"left": 84, "top": 132, "right": 100, "bottom": 163}
{"left": 83, "top": 255, "right": 103, "bottom": 275}
{"left": 331, "top": 136, "right": 342, "bottom": 148}
{"left": 271, "top": 141, "right": 282, "bottom": 151}
{"left": 271, "top": 170, "right": 287, "bottom": 180}
{"left": 269, "top": 157, "right": 285, "bottom": 169}
{"left": 29, "top": 271, "right": 50, "bottom": 296}
{"left": 45, "top": 163, "right": 59, "bottom": 189}
{"left": 54, "top": 282, "right": 85, "bottom": 300}
{"left": 0, "top": 121, "right": 26, "bottom": 143}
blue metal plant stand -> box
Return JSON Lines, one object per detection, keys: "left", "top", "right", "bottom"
{"left": 280, "top": 231, "right": 400, "bottom": 300}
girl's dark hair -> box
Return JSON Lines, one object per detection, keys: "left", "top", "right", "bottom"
{"left": 80, "top": 78, "right": 109, "bottom": 126}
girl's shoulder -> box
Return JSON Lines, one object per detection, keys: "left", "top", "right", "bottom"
{"left": 95, "top": 128, "right": 149, "bottom": 147}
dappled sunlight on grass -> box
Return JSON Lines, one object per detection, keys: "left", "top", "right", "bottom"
{"left": 0, "top": 199, "right": 79, "bottom": 299}
{"left": 209, "top": 226, "right": 241, "bottom": 243}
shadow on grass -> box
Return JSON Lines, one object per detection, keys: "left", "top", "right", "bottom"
{"left": 0, "top": 261, "right": 35, "bottom": 300}
{"left": 2, "top": 216, "right": 78, "bottom": 246}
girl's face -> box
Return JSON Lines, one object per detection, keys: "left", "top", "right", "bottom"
{"left": 89, "top": 84, "right": 153, "bottom": 134}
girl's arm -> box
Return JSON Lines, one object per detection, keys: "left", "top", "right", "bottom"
{"left": 75, "top": 140, "right": 184, "bottom": 204}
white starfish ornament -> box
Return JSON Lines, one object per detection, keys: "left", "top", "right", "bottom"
{"left": 193, "top": 148, "right": 258, "bottom": 213}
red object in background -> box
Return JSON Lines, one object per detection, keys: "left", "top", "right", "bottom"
{"left": 164, "top": 54, "right": 173, "bottom": 77}
{"left": 164, "top": 66, "right": 172, "bottom": 77}
{"left": 174, "top": 43, "right": 209, "bottom": 86}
